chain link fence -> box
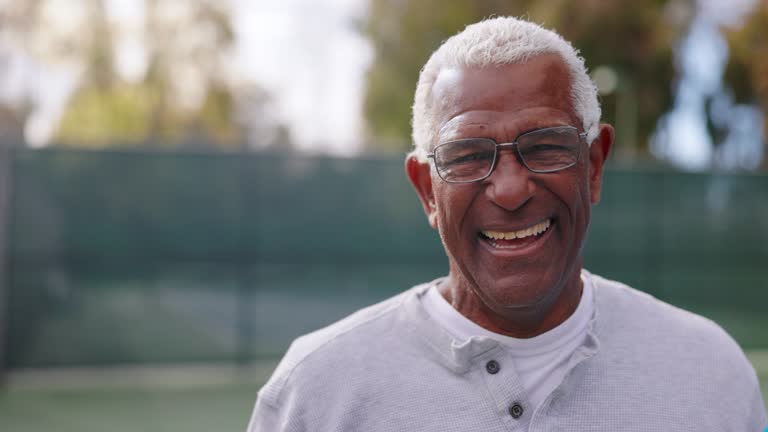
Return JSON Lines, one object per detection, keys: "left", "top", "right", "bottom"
{"left": 2, "top": 145, "right": 766, "bottom": 369}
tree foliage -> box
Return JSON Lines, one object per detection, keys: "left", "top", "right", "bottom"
{"left": 0, "top": 0, "right": 43, "bottom": 141}
{"left": 724, "top": 3, "right": 768, "bottom": 149}
{"left": 361, "top": 0, "right": 689, "bottom": 155}
{"left": 55, "top": 0, "right": 239, "bottom": 147}
{"left": 0, "top": 0, "right": 280, "bottom": 148}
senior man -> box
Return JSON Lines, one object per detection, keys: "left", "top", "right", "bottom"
{"left": 248, "top": 17, "right": 767, "bottom": 431}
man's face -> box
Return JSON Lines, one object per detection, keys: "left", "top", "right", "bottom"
{"left": 408, "top": 54, "right": 612, "bottom": 326}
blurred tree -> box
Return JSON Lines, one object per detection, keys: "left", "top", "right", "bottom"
{"left": 55, "top": 0, "right": 240, "bottom": 147}
{"left": 723, "top": 4, "right": 768, "bottom": 169}
{"left": 0, "top": 101, "right": 32, "bottom": 144}
{"left": 0, "top": 0, "right": 287, "bottom": 149}
{"left": 361, "top": 0, "right": 689, "bottom": 158}
{"left": 0, "top": 1, "right": 42, "bottom": 143}
{"left": 235, "top": 84, "right": 295, "bottom": 153}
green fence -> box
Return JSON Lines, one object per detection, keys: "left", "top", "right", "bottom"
{"left": 3, "top": 146, "right": 767, "bottom": 368}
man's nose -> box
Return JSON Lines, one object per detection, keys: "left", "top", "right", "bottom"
{"left": 484, "top": 151, "right": 535, "bottom": 211}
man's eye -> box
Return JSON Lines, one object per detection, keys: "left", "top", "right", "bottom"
{"left": 445, "top": 151, "right": 494, "bottom": 165}
{"left": 524, "top": 143, "right": 570, "bottom": 153}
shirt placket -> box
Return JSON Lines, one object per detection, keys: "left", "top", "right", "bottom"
{"left": 528, "top": 331, "right": 600, "bottom": 432}
{"left": 477, "top": 348, "right": 533, "bottom": 431}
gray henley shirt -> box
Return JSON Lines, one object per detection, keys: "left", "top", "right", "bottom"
{"left": 248, "top": 271, "right": 767, "bottom": 431}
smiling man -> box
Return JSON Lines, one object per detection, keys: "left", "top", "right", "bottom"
{"left": 247, "top": 17, "right": 767, "bottom": 432}
{"left": 409, "top": 53, "right": 603, "bottom": 340}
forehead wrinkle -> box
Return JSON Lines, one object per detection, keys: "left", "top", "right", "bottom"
{"left": 444, "top": 56, "right": 572, "bottom": 114}
{"left": 438, "top": 107, "right": 575, "bottom": 144}
{"left": 501, "top": 109, "right": 575, "bottom": 136}
{"left": 430, "top": 55, "right": 581, "bottom": 147}
{"left": 438, "top": 115, "right": 495, "bottom": 141}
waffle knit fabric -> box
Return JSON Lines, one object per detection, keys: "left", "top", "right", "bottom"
{"left": 247, "top": 270, "right": 767, "bottom": 431}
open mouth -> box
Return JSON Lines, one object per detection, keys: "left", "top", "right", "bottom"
{"left": 479, "top": 219, "right": 552, "bottom": 249}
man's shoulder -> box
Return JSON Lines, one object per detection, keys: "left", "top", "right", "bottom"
{"left": 587, "top": 272, "right": 764, "bottom": 425}
{"left": 257, "top": 283, "right": 429, "bottom": 408}
{"left": 284, "top": 286, "right": 419, "bottom": 362}
{"left": 590, "top": 272, "right": 731, "bottom": 341}
{"left": 589, "top": 271, "right": 757, "bottom": 378}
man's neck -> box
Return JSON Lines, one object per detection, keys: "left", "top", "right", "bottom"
{"left": 438, "top": 270, "right": 584, "bottom": 338}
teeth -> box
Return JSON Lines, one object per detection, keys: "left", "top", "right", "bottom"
{"left": 482, "top": 219, "right": 551, "bottom": 241}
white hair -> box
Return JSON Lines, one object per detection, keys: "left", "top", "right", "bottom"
{"left": 410, "top": 16, "right": 601, "bottom": 161}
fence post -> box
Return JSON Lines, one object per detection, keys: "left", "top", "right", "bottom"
{"left": 0, "top": 140, "right": 14, "bottom": 382}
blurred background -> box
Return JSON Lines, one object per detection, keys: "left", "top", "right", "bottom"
{"left": 0, "top": 0, "right": 766, "bottom": 430}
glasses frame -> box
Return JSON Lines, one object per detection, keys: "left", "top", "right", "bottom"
{"left": 426, "top": 126, "right": 587, "bottom": 184}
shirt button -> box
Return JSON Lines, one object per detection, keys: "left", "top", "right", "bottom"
{"left": 485, "top": 360, "right": 500, "bottom": 374}
{"left": 509, "top": 403, "right": 524, "bottom": 419}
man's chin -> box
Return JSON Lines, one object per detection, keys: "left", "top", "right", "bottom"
{"left": 483, "top": 289, "right": 556, "bottom": 314}
{"left": 474, "top": 274, "right": 570, "bottom": 316}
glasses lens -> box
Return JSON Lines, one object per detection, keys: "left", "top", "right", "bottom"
{"left": 434, "top": 138, "right": 495, "bottom": 182}
{"left": 517, "top": 127, "right": 580, "bottom": 172}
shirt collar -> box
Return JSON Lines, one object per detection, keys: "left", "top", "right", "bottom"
{"left": 421, "top": 272, "right": 594, "bottom": 357}
{"left": 400, "top": 270, "right": 601, "bottom": 374}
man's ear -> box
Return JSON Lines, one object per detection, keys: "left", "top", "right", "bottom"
{"left": 588, "top": 123, "right": 614, "bottom": 204}
{"left": 405, "top": 155, "right": 439, "bottom": 229}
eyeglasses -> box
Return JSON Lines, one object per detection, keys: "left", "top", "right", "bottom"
{"left": 427, "top": 126, "right": 586, "bottom": 184}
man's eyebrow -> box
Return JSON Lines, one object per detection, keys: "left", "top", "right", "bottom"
{"left": 440, "top": 119, "right": 575, "bottom": 142}
{"left": 437, "top": 121, "right": 491, "bottom": 140}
